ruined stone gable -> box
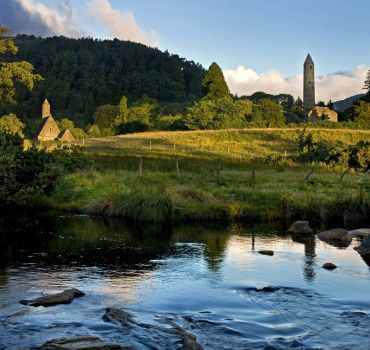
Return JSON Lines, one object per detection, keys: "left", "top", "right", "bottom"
{"left": 36, "top": 116, "right": 61, "bottom": 141}
{"left": 58, "top": 129, "right": 75, "bottom": 142}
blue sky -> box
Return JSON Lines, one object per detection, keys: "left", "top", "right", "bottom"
{"left": 101, "top": 0, "right": 369, "bottom": 76}
{"left": 1, "top": 0, "right": 369, "bottom": 100}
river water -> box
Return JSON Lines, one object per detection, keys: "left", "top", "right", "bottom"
{"left": 0, "top": 212, "right": 369, "bottom": 349}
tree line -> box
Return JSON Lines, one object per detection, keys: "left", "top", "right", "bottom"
{"left": 0, "top": 27, "right": 369, "bottom": 140}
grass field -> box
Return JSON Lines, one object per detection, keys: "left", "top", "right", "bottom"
{"left": 79, "top": 128, "right": 370, "bottom": 165}
{"left": 39, "top": 128, "right": 370, "bottom": 225}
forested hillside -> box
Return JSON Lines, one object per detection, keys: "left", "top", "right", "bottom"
{"left": 0, "top": 35, "right": 205, "bottom": 125}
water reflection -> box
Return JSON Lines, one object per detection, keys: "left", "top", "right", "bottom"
{"left": 1, "top": 212, "right": 370, "bottom": 349}
{"left": 290, "top": 234, "right": 317, "bottom": 282}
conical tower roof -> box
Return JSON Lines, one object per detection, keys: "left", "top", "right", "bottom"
{"left": 304, "top": 54, "right": 314, "bottom": 65}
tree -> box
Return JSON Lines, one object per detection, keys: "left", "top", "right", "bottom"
{"left": 249, "top": 99, "right": 286, "bottom": 127}
{"left": 202, "top": 62, "right": 230, "bottom": 100}
{"left": 185, "top": 97, "right": 250, "bottom": 130}
{"left": 114, "top": 95, "right": 128, "bottom": 126}
{"left": 0, "top": 113, "right": 24, "bottom": 137}
{"left": 317, "top": 101, "right": 325, "bottom": 107}
{"left": 364, "top": 69, "right": 370, "bottom": 94}
{"left": 57, "top": 118, "right": 87, "bottom": 139}
{"left": 93, "top": 104, "right": 119, "bottom": 130}
{"left": 294, "top": 97, "right": 303, "bottom": 107}
{"left": 353, "top": 101, "right": 370, "bottom": 128}
{"left": 327, "top": 100, "right": 334, "bottom": 110}
{"left": 0, "top": 26, "right": 42, "bottom": 104}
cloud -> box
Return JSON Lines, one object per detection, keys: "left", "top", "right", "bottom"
{"left": 0, "top": 0, "right": 82, "bottom": 37}
{"left": 0, "top": 0, "right": 158, "bottom": 46}
{"left": 224, "top": 65, "right": 369, "bottom": 102}
{"left": 87, "top": 0, "right": 158, "bottom": 46}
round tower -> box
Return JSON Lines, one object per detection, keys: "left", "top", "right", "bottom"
{"left": 42, "top": 99, "right": 51, "bottom": 118}
{"left": 303, "top": 54, "right": 315, "bottom": 112}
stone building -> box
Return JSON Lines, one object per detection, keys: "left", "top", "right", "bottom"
{"left": 35, "top": 99, "right": 75, "bottom": 142}
{"left": 303, "top": 54, "right": 315, "bottom": 112}
{"left": 58, "top": 129, "right": 75, "bottom": 142}
{"left": 307, "top": 106, "right": 338, "bottom": 122}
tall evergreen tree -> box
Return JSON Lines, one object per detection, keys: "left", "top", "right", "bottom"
{"left": 202, "top": 62, "right": 230, "bottom": 100}
{"left": 364, "top": 69, "right": 370, "bottom": 95}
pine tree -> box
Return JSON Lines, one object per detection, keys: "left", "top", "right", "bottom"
{"left": 202, "top": 62, "right": 230, "bottom": 100}
{"left": 364, "top": 69, "right": 370, "bottom": 94}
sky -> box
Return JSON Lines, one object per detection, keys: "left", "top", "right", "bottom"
{"left": 0, "top": 0, "right": 369, "bottom": 102}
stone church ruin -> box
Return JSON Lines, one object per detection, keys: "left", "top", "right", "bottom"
{"left": 35, "top": 99, "right": 75, "bottom": 142}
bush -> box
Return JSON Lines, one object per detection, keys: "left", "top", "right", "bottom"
{"left": 118, "top": 120, "right": 150, "bottom": 134}
{"left": 0, "top": 131, "right": 88, "bottom": 203}
{"left": 295, "top": 128, "right": 369, "bottom": 170}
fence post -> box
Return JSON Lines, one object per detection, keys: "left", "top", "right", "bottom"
{"left": 357, "top": 169, "right": 370, "bottom": 184}
{"left": 227, "top": 146, "right": 230, "bottom": 155}
{"left": 138, "top": 158, "right": 143, "bottom": 175}
{"left": 175, "top": 158, "right": 180, "bottom": 176}
{"left": 339, "top": 169, "right": 347, "bottom": 182}
{"left": 82, "top": 138, "right": 85, "bottom": 147}
{"left": 304, "top": 169, "right": 314, "bottom": 181}
{"left": 149, "top": 140, "right": 152, "bottom": 150}
{"left": 251, "top": 166, "right": 256, "bottom": 187}
{"left": 216, "top": 159, "right": 221, "bottom": 179}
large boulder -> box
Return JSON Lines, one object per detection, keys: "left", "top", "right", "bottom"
{"left": 355, "top": 236, "right": 370, "bottom": 267}
{"left": 348, "top": 228, "right": 370, "bottom": 239}
{"left": 34, "top": 336, "right": 133, "bottom": 350}
{"left": 318, "top": 228, "right": 352, "bottom": 248}
{"left": 287, "top": 221, "right": 313, "bottom": 236}
{"left": 20, "top": 288, "right": 84, "bottom": 307}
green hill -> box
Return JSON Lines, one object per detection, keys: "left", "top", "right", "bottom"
{"left": 1, "top": 35, "right": 205, "bottom": 125}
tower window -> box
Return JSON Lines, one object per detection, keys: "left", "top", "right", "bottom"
{"left": 310, "top": 65, "right": 312, "bottom": 70}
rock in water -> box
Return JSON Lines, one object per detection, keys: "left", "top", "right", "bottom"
{"left": 102, "top": 307, "right": 134, "bottom": 325}
{"left": 19, "top": 288, "right": 85, "bottom": 307}
{"left": 323, "top": 263, "right": 337, "bottom": 270}
{"left": 348, "top": 228, "right": 370, "bottom": 239}
{"left": 287, "top": 221, "right": 313, "bottom": 236}
{"left": 318, "top": 228, "right": 352, "bottom": 248}
{"left": 355, "top": 235, "right": 370, "bottom": 266}
{"left": 258, "top": 250, "right": 274, "bottom": 256}
{"left": 246, "top": 286, "right": 280, "bottom": 293}
{"left": 34, "top": 336, "right": 134, "bottom": 350}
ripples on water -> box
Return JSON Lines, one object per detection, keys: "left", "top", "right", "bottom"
{"left": 0, "top": 212, "right": 369, "bottom": 349}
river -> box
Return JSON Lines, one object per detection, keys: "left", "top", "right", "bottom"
{"left": 0, "top": 212, "right": 369, "bottom": 349}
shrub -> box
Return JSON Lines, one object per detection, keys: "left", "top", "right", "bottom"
{"left": 0, "top": 131, "right": 88, "bottom": 203}
{"left": 295, "top": 128, "right": 369, "bottom": 170}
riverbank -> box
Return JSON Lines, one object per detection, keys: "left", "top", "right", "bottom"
{"left": 32, "top": 128, "right": 370, "bottom": 225}
{"left": 33, "top": 165, "right": 369, "bottom": 225}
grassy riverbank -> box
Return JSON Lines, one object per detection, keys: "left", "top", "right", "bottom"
{"left": 37, "top": 166, "right": 369, "bottom": 225}
{"left": 35, "top": 128, "right": 370, "bottom": 225}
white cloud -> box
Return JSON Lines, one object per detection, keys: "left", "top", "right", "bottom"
{"left": 87, "top": 0, "right": 158, "bottom": 46}
{"left": 1, "top": 0, "right": 158, "bottom": 46}
{"left": 224, "top": 65, "right": 369, "bottom": 102}
{"left": 17, "top": 0, "right": 82, "bottom": 37}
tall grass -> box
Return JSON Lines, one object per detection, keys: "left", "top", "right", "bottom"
{"left": 36, "top": 128, "right": 370, "bottom": 224}
{"left": 43, "top": 165, "right": 369, "bottom": 225}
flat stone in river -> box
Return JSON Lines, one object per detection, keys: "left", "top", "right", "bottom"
{"left": 19, "top": 288, "right": 85, "bottom": 307}
{"left": 30, "top": 336, "right": 135, "bottom": 350}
